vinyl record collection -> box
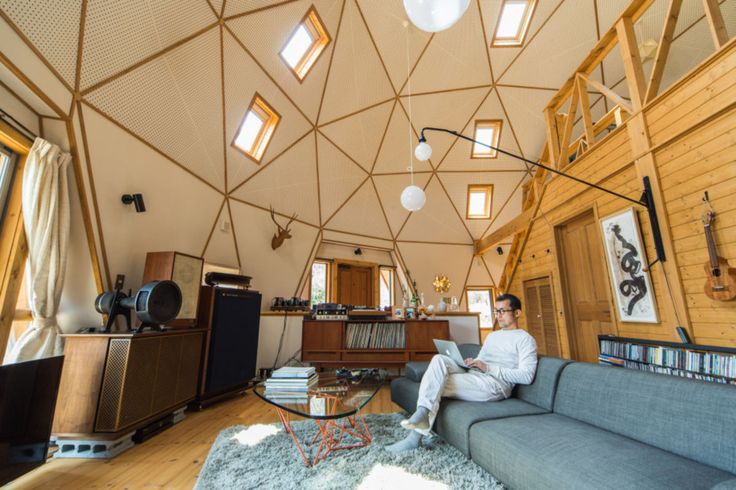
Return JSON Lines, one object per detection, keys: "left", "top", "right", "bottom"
{"left": 345, "top": 322, "right": 406, "bottom": 349}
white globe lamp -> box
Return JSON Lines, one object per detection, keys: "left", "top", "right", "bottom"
{"left": 414, "top": 141, "right": 432, "bottom": 161}
{"left": 401, "top": 185, "right": 426, "bottom": 211}
{"left": 403, "top": 0, "right": 471, "bottom": 33}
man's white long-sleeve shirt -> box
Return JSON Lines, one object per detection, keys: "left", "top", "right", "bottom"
{"left": 476, "top": 328, "right": 538, "bottom": 393}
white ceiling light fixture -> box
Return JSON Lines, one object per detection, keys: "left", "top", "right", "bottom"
{"left": 403, "top": 0, "right": 471, "bottom": 33}
{"left": 401, "top": 21, "right": 426, "bottom": 212}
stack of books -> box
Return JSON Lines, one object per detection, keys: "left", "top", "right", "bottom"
{"left": 264, "top": 366, "right": 318, "bottom": 403}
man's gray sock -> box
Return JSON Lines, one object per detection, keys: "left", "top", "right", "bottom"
{"left": 408, "top": 407, "right": 429, "bottom": 425}
{"left": 385, "top": 430, "right": 422, "bottom": 453}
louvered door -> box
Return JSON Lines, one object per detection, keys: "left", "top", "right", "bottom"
{"left": 523, "top": 277, "right": 560, "bottom": 357}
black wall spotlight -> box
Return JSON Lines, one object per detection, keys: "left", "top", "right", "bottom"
{"left": 354, "top": 247, "right": 363, "bottom": 256}
{"left": 496, "top": 246, "right": 504, "bottom": 255}
{"left": 122, "top": 193, "right": 146, "bottom": 213}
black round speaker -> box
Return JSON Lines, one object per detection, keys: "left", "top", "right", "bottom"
{"left": 120, "top": 280, "right": 182, "bottom": 326}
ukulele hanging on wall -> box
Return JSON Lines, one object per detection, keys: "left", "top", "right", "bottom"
{"left": 701, "top": 193, "right": 736, "bottom": 301}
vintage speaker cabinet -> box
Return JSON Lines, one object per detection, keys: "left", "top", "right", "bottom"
{"left": 194, "top": 286, "right": 262, "bottom": 407}
{"left": 52, "top": 329, "right": 204, "bottom": 438}
{"left": 142, "top": 251, "right": 204, "bottom": 328}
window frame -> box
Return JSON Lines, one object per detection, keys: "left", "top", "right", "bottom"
{"left": 471, "top": 120, "right": 502, "bottom": 159}
{"left": 465, "top": 286, "right": 496, "bottom": 329}
{"left": 0, "top": 121, "right": 31, "bottom": 361}
{"left": 466, "top": 184, "right": 494, "bottom": 220}
{"left": 308, "top": 258, "right": 331, "bottom": 306}
{"left": 491, "top": 0, "right": 537, "bottom": 47}
{"left": 379, "top": 265, "right": 395, "bottom": 309}
{"left": 280, "top": 6, "right": 331, "bottom": 83}
{"left": 231, "top": 93, "right": 281, "bottom": 164}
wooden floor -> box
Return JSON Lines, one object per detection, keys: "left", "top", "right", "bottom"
{"left": 9, "top": 387, "right": 403, "bottom": 489}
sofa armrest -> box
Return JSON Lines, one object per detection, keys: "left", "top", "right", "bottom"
{"left": 406, "top": 362, "right": 430, "bottom": 382}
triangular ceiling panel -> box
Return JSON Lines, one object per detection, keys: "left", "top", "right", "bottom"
{"left": 481, "top": 250, "right": 507, "bottom": 286}
{"left": 399, "top": 176, "right": 472, "bottom": 243}
{"left": 231, "top": 136, "right": 320, "bottom": 225}
{"left": 500, "top": 0, "right": 598, "bottom": 88}
{"left": 438, "top": 171, "right": 523, "bottom": 240}
{"left": 438, "top": 88, "right": 526, "bottom": 171}
{"left": 319, "top": 99, "right": 394, "bottom": 171}
{"left": 497, "top": 85, "right": 557, "bottom": 162}
{"left": 224, "top": 29, "right": 313, "bottom": 191}
{"left": 372, "top": 103, "right": 433, "bottom": 174}
{"left": 316, "top": 133, "right": 368, "bottom": 223}
{"left": 372, "top": 173, "right": 432, "bottom": 237}
{"left": 223, "top": 0, "right": 288, "bottom": 19}
{"left": 318, "top": 0, "right": 395, "bottom": 124}
{"left": 482, "top": 0, "right": 564, "bottom": 81}
{"left": 482, "top": 176, "right": 525, "bottom": 239}
{"left": 84, "top": 29, "right": 225, "bottom": 190}
{"left": 406, "top": 86, "right": 490, "bottom": 167}
{"left": 405, "top": 1, "right": 491, "bottom": 94}
{"left": 396, "top": 242, "right": 474, "bottom": 306}
{"left": 466, "top": 256, "right": 494, "bottom": 286}
{"left": 356, "top": 1, "right": 432, "bottom": 91}
{"left": 203, "top": 201, "right": 240, "bottom": 268}
{"left": 230, "top": 200, "right": 320, "bottom": 299}
{"left": 321, "top": 229, "right": 394, "bottom": 250}
{"left": 81, "top": 1, "right": 216, "bottom": 90}
{"left": 82, "top": 105, "right": 223, "bottom": 289}
{"left": 325, "top": 179, "right": 392, "bottom": 239}
{"left": 209, "top": 0, "right": 224, "bottom": 16}
{"left": 1, "top": 0, "right": 81, "bottom": 86}
{"left": 227, "top": 0, "right": 342, "bottom": 122}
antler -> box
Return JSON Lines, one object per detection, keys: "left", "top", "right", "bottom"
{"left": 284, "top": 212, "right": 298, "bottom": 230}
{"left": 270, "top": 206, "right": 284, "bottom": 232}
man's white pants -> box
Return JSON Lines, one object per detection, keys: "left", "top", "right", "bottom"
{"left": 415, "top": 354, "right": 509, "bottom": 434}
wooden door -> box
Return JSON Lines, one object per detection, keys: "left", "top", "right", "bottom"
{"left": 555, "top": 211, "right": 615, "bottom": 363}
{"left": 523, "top": 277, "right": 560, "bottom": 357}
{"left": 336, "top": 264, "right": 373, "bottom": 306}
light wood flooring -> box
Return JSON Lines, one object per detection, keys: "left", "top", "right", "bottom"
{"left": 9, "top": 386, "right": 403, "bottom": 489}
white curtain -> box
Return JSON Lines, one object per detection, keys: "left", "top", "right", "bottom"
{"left": 4, "top": 138, "right": 71, "bottom": 364}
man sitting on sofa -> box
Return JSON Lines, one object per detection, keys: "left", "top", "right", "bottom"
{"left": 386, "top": 293, "right": 538, "bottom": 453}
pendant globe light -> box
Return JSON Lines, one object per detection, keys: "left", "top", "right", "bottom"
{"left": 401, "top": 22, "right": 426, "bottom": 212}
{"left": 403, "top": 0, "right": 471, "bottom": 33}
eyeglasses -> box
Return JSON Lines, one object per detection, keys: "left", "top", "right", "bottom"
{"left": 493, "top": 308, "right": 514, "bottom": 315}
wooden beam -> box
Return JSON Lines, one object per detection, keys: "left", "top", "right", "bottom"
{"left": 616, "top": 16, "right": 647, "bottom": 111}
{"left": 576, "top": 73, "right": 595, "bottom": 146}
{"left": 702, "top": 0, "right": 729, "bottom": 49}
{"left": 578, "top": 74, "right": 633, "bottom": 116}
{"left": 475, "top": 207, "right": 535, "bottom": 255}
{"left": 555, "top": 78, "right": 579, "bottom": 168}
{"left": 544, "top": 108, "right": 561, "bottom": 165}
{"left": 645, "top": 0, "right": 683, "bottom": 104}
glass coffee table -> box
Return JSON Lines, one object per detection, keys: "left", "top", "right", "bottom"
{"left": 254, "top": 371, "right": 384, "bottom": 467}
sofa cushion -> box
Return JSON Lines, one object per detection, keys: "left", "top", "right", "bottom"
{"left": 514, "top": 356, "right": 571, "bottom": 410}
{"left": 469, "top": 413, "right": 735, "bottom": 490}
{"left": 554, "top": 362, "right": 736, "bottom": 474}
{"left": 390, "top": 376, "right": 420, "bottom": 414}
{"left": 404, "top": 344, "right": 482, "bottom": 382}
{"left": 435, "top": 399, "right": 548, "bottom": 457}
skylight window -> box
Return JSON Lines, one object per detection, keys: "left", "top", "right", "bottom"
{"left": 492, "top": 0, "right": 536, "bottom": 47}
{"left": 467, "top": 185, "right": 493, "bottom": 219}
{"left": 232, "top": 94, "right": 280, "bottom": 163}
{"left": 472, "top": 120, "right": 502, "bottom": 158}
{"left": 280, "top": 6, "right": 331, "bottom": 81}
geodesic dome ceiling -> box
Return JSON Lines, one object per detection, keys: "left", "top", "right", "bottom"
{"left": 1, "top": 0, "right": 730, "bottom": 299}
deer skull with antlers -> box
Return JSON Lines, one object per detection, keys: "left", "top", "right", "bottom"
{"left": 270, "top": 206, "right": 297, "bottom": 250}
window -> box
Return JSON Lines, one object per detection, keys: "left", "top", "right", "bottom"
{"left": 492, "top": 0, "right": 536, "bottom": 47}
{"left": 310, "top": 260, "right": 330, "bottom": 305}
{"left": 466, "top": 184, "right": 493, "bottom": 219}
{"left": 379, "top": 267, "right": 394, "bottom": 309}
{"left": 471, "top": 120, "right": 502, "bottom": 158}
{"left": 280, "top": 6, "right": 331, "bottom": 81}
{"left": 466, "top": 287, "right": 495, "bottom": 328}
{"left": 232, "top": 94, "right": 280, "bottom": 163}
{"left": 0, "top": 146, "right": 18, "bottom": 227}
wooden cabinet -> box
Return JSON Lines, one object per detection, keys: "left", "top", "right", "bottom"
{"left": 301, "top": 319, "right": 449, "bottom": 367}
{"left": 53, "top": 330, "right": 204, "bottom": 437}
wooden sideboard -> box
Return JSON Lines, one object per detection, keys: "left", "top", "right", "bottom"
{"left": 301, "top": 319, "right": 449, "bottom": 368}
{"left": 52, "top": 329, "right": 204, "bottom": 438}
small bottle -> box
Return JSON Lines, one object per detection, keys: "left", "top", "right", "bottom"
{"left": 419, "top": 292, "right": 425, "bottom": 306}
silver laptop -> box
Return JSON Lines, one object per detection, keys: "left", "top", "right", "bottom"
{"left": 433, "top": 339, "right": 471, "bottom": 369}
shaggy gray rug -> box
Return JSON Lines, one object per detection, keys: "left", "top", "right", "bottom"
{"left": 195, "top": 413, "right": 503, "bottom": 489}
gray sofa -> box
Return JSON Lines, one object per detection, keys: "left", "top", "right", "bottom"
{"left": 390, "top": 344, "right": 736, "bottom": 489}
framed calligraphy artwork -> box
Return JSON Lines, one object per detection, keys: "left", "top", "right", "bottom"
{"left": 599, "top": 207, "right": 659, "bottom": 323}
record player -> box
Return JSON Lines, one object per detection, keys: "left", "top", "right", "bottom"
{"left": 313, "top": 303, "right": 349, "bottom": 320}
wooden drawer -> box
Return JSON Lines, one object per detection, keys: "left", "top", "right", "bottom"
{"left": 406, "top": 321, "right": 449, "bottom": 350}
{"left": 302, "top": 321, "right": 343, "bottom": 351}
{"left": 301, "top": 350, "right": 340, "bottom": 362}
{"left": 342, "top": 351, "right": 407, "bottom": 362}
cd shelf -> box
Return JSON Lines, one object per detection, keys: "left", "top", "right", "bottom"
{"left": 598, "top": 335, "right": 736, "bottom": 385}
